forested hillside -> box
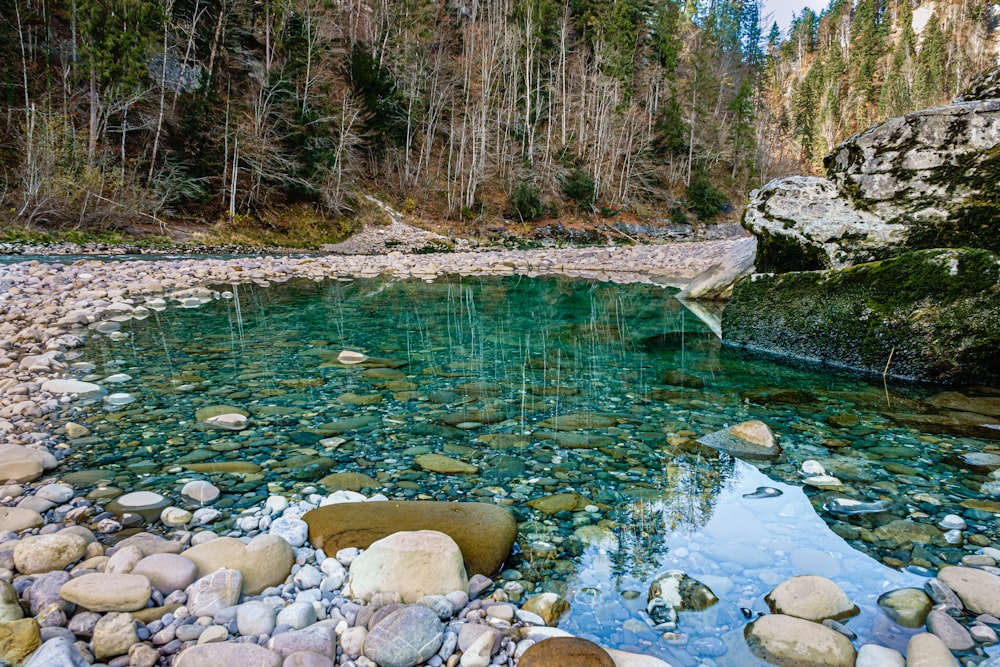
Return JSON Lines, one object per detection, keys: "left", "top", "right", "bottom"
{"left": 0, "top": 0, "right": 996, "bottom": 240}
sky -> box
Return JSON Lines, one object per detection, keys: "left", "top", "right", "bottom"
{"left": 763, "top": 0, "right": 830, "bottom": 33}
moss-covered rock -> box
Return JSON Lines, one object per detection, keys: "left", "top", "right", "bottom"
{"left": 824, "top": 100, "right": 1000, "bottom": 256}
{"left": 721, "top": 249, "right": 1000, "bottom": 384}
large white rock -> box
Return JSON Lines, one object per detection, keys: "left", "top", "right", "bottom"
{"left": 40, "top": 379, "right": 103, "bottom": 396}
{"left": 346, "top": 530, "right": 469, "bottom": 603}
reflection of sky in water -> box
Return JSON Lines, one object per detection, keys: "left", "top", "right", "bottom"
{"left": 564, "top": 461, "right": 953, "bottom": 665}
{"left": 67, "top": 275, "right": 1000, "bottom": 663}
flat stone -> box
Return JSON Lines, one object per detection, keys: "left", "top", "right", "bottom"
{"left": 536, "top": 412, "right": 620, "bottom": 430}
{"left": 181, "top": 533, "right": 293, "bottom": 595}
{"left": 0, "top": 582, "right": 22, "bottom": 623}
{"left": 528, "top": 493, "right": 589, "bottom": 515}
{"left": 183, "top": 461, "right": 262, "bottom": 474}
{"left": 195, "top": 405, "right": 250, "bottom": 422}
{"left": 105, "top": 491, "right": 170, "bottom": 522}
{"left": 318, "top": 472, "right": 380, "bottom": 492}
{"left": 174, "top": 642, "right": 282, "bottom": 667}
{"left": 304, "top": 500, "right": 516, "bottom": 578}
{"left": 113, "top": 532, "right": 184, "bottom": 556}
{"left": 346, "top": 530, "right": 467, "bottom": 603}
{"left": 744, "top": 614, "right": 856, "bottom": 667}
{"left": 364, "top": 604, "right": 444, "bottom": 667}
{"left": 414, "top": 453, "right": 477, "bottom": 474}
{"left": 519, "top": 637, "right": 614, "bottom": 667}
{"left": 938, "top": 566, "right": 1000, "bottom": 617}
{"left": 40, "top": 379, "right": 102, "bottom": 396}
{"left": 59, "top": 573, "right": 151, "bottom": 612}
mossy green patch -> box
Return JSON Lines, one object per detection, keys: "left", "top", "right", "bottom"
{"left": 722, "top": 248, "right": 1000, "bottom": 385}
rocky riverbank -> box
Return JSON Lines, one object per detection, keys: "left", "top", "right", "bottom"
{"left": 1, "top": 245, "right": 1000, "bottom": 666}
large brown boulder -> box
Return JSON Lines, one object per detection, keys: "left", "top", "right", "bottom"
{"left": 303, "top": 501, "right": 517, "bottom": 578}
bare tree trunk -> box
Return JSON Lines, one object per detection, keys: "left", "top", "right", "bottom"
{"left": 88, "top": 66, "right": 98, "bottom": 166}
{"left": 149, "top": 2, "right": 172, "bottom": 181}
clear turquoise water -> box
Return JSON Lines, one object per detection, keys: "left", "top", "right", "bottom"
{"left": 64, "top": 275, "right": 1000, "bottom": 664}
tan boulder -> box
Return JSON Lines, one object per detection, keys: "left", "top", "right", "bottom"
{"left": 905, "top": 632, "right": 958, "bottom": 667}
{"left": 414, "top": 453, "right": 478, "bottom": 474}
{"left": 521, "top": 592, "right": 570, "bottom": 626}
{"left": 937, "top": 565, "right": 1000, "bottom": 617}
{"left": 303, "top": 500, "right": 517, "bottom": 578}
{"left": 346, "top": 530, "right": 468, "bottom": 603}
{"left": 181, "top": 533, "right": 293, "bottom": 595}
{"left": 0, "top": 618, "right": 41, "bottom": 666}
{"left": 765, "top": 575, "right": 859, "bottom": 622}
{"left": 13, "top": 533, "right": 88, "bottom": 574}
{"left": 519, "top": 637, "right": 614, "bottom": 666}
{"left": 745, "top": 614, "right": 856, "bottom": 667}
{"left": 698, "top": 420, "right": 781, "bottom": 460}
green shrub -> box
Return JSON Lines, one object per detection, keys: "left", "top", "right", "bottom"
{"left": 686, "top": 171, "right": 728, "bottom": 219}
{"left": 561, "top": 168, "right": 595, "bottom": 209}
{"left": 510, "top": 182, "right": 545, "bottom": 222}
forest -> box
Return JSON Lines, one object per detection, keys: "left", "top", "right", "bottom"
{"left": 0, "top": 0, "right": 995, "bottom": 242}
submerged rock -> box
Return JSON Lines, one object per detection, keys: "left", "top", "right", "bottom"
{"left": 646, "top": 570, "right": 719, "bottom": 624}
{"left": 722, "top": 248, "right": 1000, "bottom": 385}
{"left": 303, "top": 501, "right": 517, "bottom": 578}
{"left": 698, "top": 420, "right": 781, "bottom": 461}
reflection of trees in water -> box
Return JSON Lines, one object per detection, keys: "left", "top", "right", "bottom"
{"left": 611, "top": 448, "right": 737, "bottom": 582}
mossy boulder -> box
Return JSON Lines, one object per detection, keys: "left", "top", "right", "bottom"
{"left": 721, "top": 248, "right": 1000, "bottom": 385}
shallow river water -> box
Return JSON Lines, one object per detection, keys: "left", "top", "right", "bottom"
{"left": 58, "top": 274, "right": 1000, "bottom": 665}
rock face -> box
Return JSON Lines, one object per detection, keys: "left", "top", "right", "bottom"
{"left": 722, "top": 248, "right": 1000, "bottom": 384}
{"left": 303, "top": 501, "right": 517, "bottom": 578}
{"left": 744, "top": 176, "right": 907, "bottom": 272}
{"left": 745, "top": 99, "right": 1000, "bottom": 274}
{"left": 729, "top": 68, "right": 1000, "bottom": 383}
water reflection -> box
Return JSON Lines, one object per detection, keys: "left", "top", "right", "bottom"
{"left": 65, "top": 274, "right": 1000, "bottom": 663}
